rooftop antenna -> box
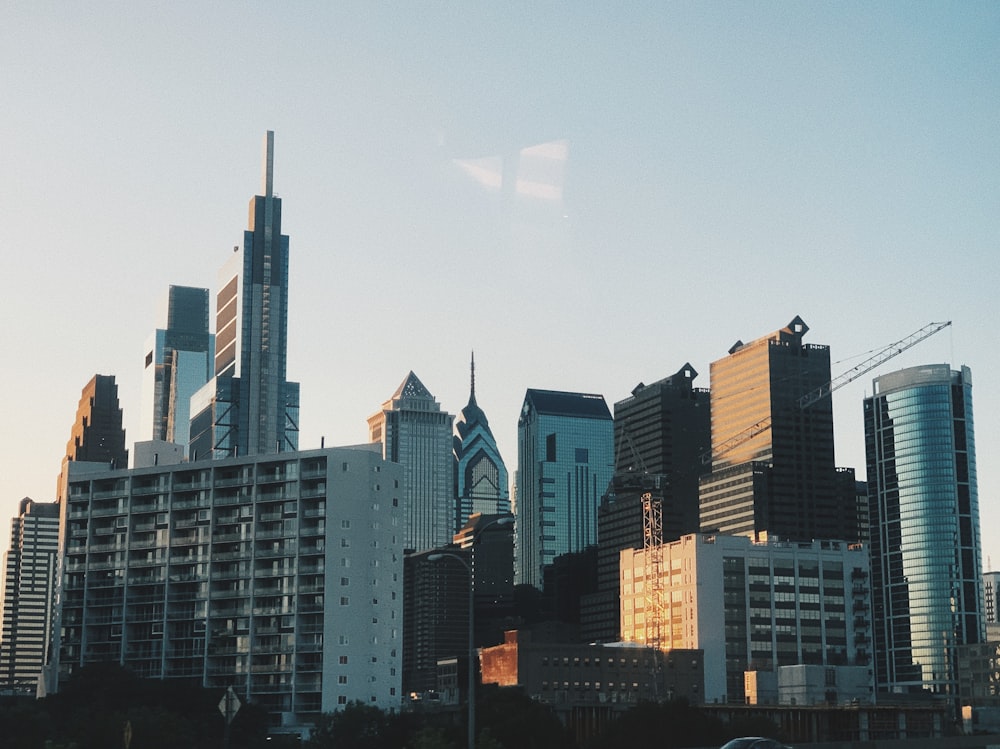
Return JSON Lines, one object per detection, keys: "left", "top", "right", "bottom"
{"left": 262, "top": 130, "right": 274, "bottom": 198}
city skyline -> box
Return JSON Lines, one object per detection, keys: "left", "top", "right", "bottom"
{"left": 2, "top": 4, "right": 997, "bottom": 566}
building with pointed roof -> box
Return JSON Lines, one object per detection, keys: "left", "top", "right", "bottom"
{"left": 453, "top": 353, "right": 510, "bottom": 530}
{"left": 369, "top": 372, "right": 456, "bottom": 552}
{"left": 189, "top": 131, "right": 300, "bottom": 461}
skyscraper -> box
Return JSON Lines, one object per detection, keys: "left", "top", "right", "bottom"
{"left": 865, "top": 364, "right": 983, "bottom": 698}
{"left": 368, "top": 372, "right": 456, "bottom": 552}
{"left": 139, "top": 285, "right": 214, "bottom": 453}
{"left": 515, "top": 389, "right": 613, "bottom": 589}
{"left": 698, "top": 316, "right": 856, "bottom": 543}
{"left": 580, "top": 364, "right": 711, "bottom": 643}
{"left": 56, "top": 374, "right": 129, "bottom": 502}
{"left": 613, "top": 363, "right": 711, "bottom": 540}
{"left": 0, "top": 498, "right": 59, "bottom": 694}
{"left": 189, "top": 131, "right": 300, "bottom": 461}
{"left": 453, "top": 353, "right": 510, "bottom": 530}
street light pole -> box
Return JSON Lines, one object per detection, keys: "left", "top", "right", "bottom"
{"left": 429, "top": 515, "right": 513, "bottom": 749}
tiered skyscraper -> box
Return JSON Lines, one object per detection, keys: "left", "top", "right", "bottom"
{"left": 56, "top": 374, "right": 128, "bottom": 501}
{"left": 515, "top": 389, "right": 614, "bottom": 588}
{"left": 698, "top": 316, "right": 857, "bottom": 544}
{"left": 189, "top": 131, "right": 300, "bottom": 460}
{"left": 453, "top": 353, "right": 510, "bottom": 530}
{"left": 0, "top": 498, "right": 59, "bottom": 694}
{"left": 865, "top": 364, "right": 983, "bottom": 698}
{"left": 139, "top": 285, "right": 214, "bottom": 453}
{"left": 368, "top": 372, "right": 455, "bottom": 552}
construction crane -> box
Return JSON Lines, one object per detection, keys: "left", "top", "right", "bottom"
{"left": 642, "top": 492, "right": 665, "bottom": 650}
{"left": 702, "top": 320, "right": 952, "bottom": 466}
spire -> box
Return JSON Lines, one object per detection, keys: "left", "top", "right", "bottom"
{"left": 261, "top": 130, "right": 274, "bottom": 198}
{"left": 469, "top": 350, "right": 477, "bottom": 406}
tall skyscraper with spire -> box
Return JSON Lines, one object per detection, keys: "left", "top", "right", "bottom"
{"left": 189, "top": 131, "right": 300, "bottom": 460}
{"left": 453, "top": 353, "right": 510, "bottom": 531}
{"left": 368, "top": 372, "right": 455, "bottom": 552}
{"left": 139, "top": 285, "right": 214, "bottom": 454}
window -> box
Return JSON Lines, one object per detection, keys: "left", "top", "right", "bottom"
{"left": 338, "top": 696, "right": 347, "bottom": 705}
{"left": 338, "top": 675, "right": 347, "bottom": 684}
{"left": 339, "top": 656, "right": 348, "bottom": 665}
{"left": 340, "top": 597, "right": 349, "bottom": 605}
{"left": 575, "top": 448, "right": 589, "bottom": 464}
{"left": 341, "top": 577, "right": 349, "bottom": 586}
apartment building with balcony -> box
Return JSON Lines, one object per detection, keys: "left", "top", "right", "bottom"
{"left": 56, "top": 445, "right": 402, "bottom": 727}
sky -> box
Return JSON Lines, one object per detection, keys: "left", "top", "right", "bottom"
{"left": 2, "top": 3, "right": 998, "bottom": 565}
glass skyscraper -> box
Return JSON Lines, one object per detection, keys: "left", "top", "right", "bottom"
{"left": 189, "top": 132, "right": 300, "bottom": 460}
{"left": 368, "top": 371, "right": 455, "bottom": 552}
{"left": 515, "top": 389, "right": 614, "bottom": 589}
{"left": 865, "top": 364, "right": 983, "bottom": 698}
{"left": 139, "top": 285, "right": 214, "bottom": 454}
{"left": 453, "top": 353, "right": 510, "bottom": 531}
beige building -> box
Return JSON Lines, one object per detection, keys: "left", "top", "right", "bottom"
{"left": 620, "top": 533, "right": 872, "bottom": 705}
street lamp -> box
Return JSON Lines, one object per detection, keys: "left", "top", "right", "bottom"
{"left": 429, "top": 515, "right": 513, "bottom": 749}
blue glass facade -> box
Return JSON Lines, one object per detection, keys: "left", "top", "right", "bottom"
{"left": 515, "top": 390, "right": 614, "bottom": 588}
{"left": 865, "top": 364, "right": 983, "bottom": 698}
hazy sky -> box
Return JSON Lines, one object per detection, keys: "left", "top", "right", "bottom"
{"left": 2, "top": 3, "right": 998, "bottom": 565}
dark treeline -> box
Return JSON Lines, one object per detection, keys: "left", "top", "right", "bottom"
{"left": 0, "top": 666, "right": 782, "bottom": 749}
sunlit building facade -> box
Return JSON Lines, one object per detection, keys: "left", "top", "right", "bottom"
{"left": 139, "top": 285, "right": 214, "bottom": 454}
{"left": 620, "top": 533, "right": 872, "bottom": 705}
{"left": 698, "top": 316, "right": 858, "bottom": 544}
{"left": 57, "top": 446, "right": 402, "bottom": 724}
{"left": 865, "top": 364, "right": 983, "bottom": 699}
{"left": 515, "top": 389, "right": 613, "bottom": 589}
{"left": 189, "top": 131, "right": 300, "bottom": 461}
{"left": 369, "top": 372, "right": 455, "bottom": 552}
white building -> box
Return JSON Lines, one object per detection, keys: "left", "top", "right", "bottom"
{"left": 0, "top": 498, "right": 60, "bottom": 694}
{"left": 620, "top": 533, "right": 872, "bottom": 705}
{"left": 57, "top": 445, "right": 403, "bottom": 728}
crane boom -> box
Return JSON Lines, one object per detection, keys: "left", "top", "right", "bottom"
{"left": 798, "top": 321, "right": 951, "bottom": 409}
{"left": 704, "top": 320, "right": 952, "bottom": 465}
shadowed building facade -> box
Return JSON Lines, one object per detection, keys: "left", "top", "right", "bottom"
{"left": 0, "top": 498, "right": 59, "bottom": 694}
{"left": 189, "top": 131, "right": 300, "bottom": 461}
{"left": 865, "top": 364, "right": 983, "bottom": 699}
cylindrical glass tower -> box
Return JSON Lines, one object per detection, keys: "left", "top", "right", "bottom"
{"left": 864, "top": 364, "right": 983, "bottom": 698}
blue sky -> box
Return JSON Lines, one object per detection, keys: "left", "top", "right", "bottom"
{"left": 2, "top": 3, "right": 998, "bottom": 565}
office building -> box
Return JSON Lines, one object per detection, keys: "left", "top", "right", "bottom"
{"left": 56, "top": 374, "right": 128, "bottom": 501}
{"left": 865, "top": 364, "right": 983, "bottom": 699}
{"left": 369, "top": 372, "right": 455, "bottom": 552}
{"left": 139, "top": 285, "right": 214, "bottom": 453}
{"left": 189, "top": 131, "right": 300, "bottom": 461}
{"left": 985, "top": 570, "right": 1000, "bottom": 627}
{"left": 453, "top": 354, "right": 510, "bottom": 530}
{"left": 0, "top": 498, "right": 59, "bottom": 694}
{"left": 454, "top": 512, "right": 515, "bottom": 647}
{"left": 612, "top": 363, "right": 711, "bottom": 539}
{"left": 515, "top": 389, "right": 614, "bottom": 589}
{"left": 402, "top": 547, "right": 470, "bottom": 696}
{"left": 620, "top": 533, "right": 872, "bottom": 704}
{"left": 699, "top": 316, "right": 857, "bottom": 544}
{"left": 57, "top": 446, "right": 403, "bottom": 724}
{"left": 581, "top": 364, "right": 711, "bottom": 643}
{"left": 480, "top": 629, "right": 704, "bottom": 707}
